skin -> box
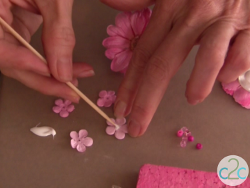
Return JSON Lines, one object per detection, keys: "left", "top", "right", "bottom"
{"left": 101, "top": 0, "right": 250, "bottom": 137}
{"left": 2, "top": 0, "right": 250, "bottom": 137}
{"left": 0, "top": 0, "right": 95, "bottom": 103}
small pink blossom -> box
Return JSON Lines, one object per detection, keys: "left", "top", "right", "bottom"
{"left": 70, "top": 129, "right": 93, "bottom": 153}
{"left": 222, "top": 80, "right": 250, "bottom": 109}
{"left": 52, "top": 99, "right": 75, "bottom": 118}
{"left": 103, "top": 8, "right": 152, "bottom": 73}
{"left": 97, "top": 90, "right": 116, "bottom": 107}
{"left": 106, "top": 118, "right": 128, "bottom": 140}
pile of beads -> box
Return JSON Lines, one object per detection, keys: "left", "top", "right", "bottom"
{"left": 177, "top": 127, "right": 202, "bottom": 150}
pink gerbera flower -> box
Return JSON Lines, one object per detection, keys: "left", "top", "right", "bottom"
{"left": 103, "top": 8, "right": 152, "bottom": 73}
{"left": 222, "top": 80, "right": 250, "bottom": 109}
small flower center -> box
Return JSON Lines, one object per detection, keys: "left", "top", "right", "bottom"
{"left": 130, "top": 36, "right": 140, "bottom": 51}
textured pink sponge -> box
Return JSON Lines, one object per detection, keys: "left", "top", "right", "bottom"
{"left": 137, "top": 164, "right": 250, "bottom": 188}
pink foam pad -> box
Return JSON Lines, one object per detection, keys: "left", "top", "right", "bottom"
{"left": 137, "top": 164, "right": 250, "bottom": 188}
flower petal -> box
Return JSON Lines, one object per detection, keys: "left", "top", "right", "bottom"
{"left": 52, "top": 106, "right": 62, "bottom": 113}
{"left": 60, "top": 110, "right": 69, "bottom": 118}
{"left": 131, "top": 9, "right": 151, "bottom": 36}
{"left": 119, "top": 124, "right": 128, "bottom": 133}
{"left": 233, "top": 87, "right": 250, "bottom": 109}
{"left": 99, "top": 90, "right": 107, "bottom": 98}
{"left": 107, "top": 25, "right": 128, "bottom": 39}
{"left": 104, "top": 100, "right": 113, "bottom": 107}
{"left": 71, "top": 139, "right": 78, "bottom": 148}
{"left": 115, "top": 12, "right": 134, "bottom": 39}
{"left": 107, "top": 91, "right": 115, "bottom": 96}
{"left": 120, "top": 68, "right": 127, "bottom": 75}
{"left": 76, "top": 143, "right": 86, "bottom": 153}
{"left": 106, "top": 118, "right": 116, "bottom": 126}
{"left": 64, "top": 100, "right": 72, "bottom": 106}
{"left": 97, "top": 98, "right": 105, "bottom": 107}
{"left": 105, "top": 48, "right": 124, "bottom": 60}
{"left": 115, "top": 130, "right": 126, "bottom": 140}
{"left": 106, "top": 126, "right": 116, "bottom": 135}
{"left": 116, "top": 118, "right": 126, "bottom": 126}
{"left": 79, "top": 129, "right": 88, "bottom": 139}
{"left": 111, "top": 50, "right": 133, "bottom": 72}
{"left": 67, "top": 104, "right": 75, "bottom": 112}
{"left": 102, "top": 36, "right": 130, "bottom": 49}
{"left": 55, "top": 99, "right": 64, "bottom": 106}
{"left": 143, "top": 8, "right": 152, "bottom": 21}
{"left": 82, "top": 137, "right": 93, "bottom": 147}
{"left": 70, "top": 131, "right": 78, "bottom": 140}
{"left": 222, "top": 80, "right": 240, "bottom": 96}
{"left": 112, "top": 95, "right": 117, "bottom": 103}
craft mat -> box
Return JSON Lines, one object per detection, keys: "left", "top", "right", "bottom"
{"left": 0, "top": 0, "right": 250, "bottom": 187}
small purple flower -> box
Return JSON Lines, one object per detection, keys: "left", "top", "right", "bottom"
{"left": 97, "top": 90, "right": 116, "bottom": 107}
{"left": 70, "top": 129, "right": 93, "bottom": 153}
{"left": 106, "top": 118, "right": 128, "bottom": 140}
{"left": 52, "top": 99, "right": 75, "bottom": 118}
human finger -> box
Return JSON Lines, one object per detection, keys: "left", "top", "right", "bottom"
{"left": 35, "top": 0, "right": 75, "bottom": 82}
{"left": 114, "top": 6, "right": 173, "bottom": 118}
{"left": 100, "top": 0, "right": 155, "bottom": 11}
{"left": 0, "top": 41, "right": 50, "bottom": 76}
{"left": 218, "top": 30, "right": 250, "bottom": 83}
{"left": 72, "top": 63, "right": 95, "bottom": 78}
{"left": 186, "top": 22, "right": 235, "bottom": 104}
{"left": 2, "top": 68, "right": 80, "bottom": 103}
{"left": 127, "top": 19, "right": 202, "bottom": 137}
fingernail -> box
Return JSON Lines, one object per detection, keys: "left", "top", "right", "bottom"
{"left": 114, "top": 101, "right": 127, "bottom": 117}
{"left": 128, "top": 120, "right": 141, "bottom": 137}
{"left": 71, "top": 96, "right": 80, "bottom": 103}
{"left": 40, "top": 71, "right": 51, "bottom": 77}
{"left": 78, "top": 70, "right": 95, "bottom": 77}
{"left": 187, "top": 99, "right": 200, "bottom": 105}
{"left": 71, "top": 79, "right": 78, "bottom": 87}
{"left": 57, "top": 58, "right": 72, "bottom": 82}
{"left": 69, "top": 92, "right": 80, "bottom": 103}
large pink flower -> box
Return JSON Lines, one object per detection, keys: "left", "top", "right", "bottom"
{"left": 222, "top": 80, "right": 250, "bottom": 109}
{"left": 103, "top": 8, "right": 152, "bottom": 73}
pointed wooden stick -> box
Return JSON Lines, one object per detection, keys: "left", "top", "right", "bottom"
{"left": 0, "top": 17, "right": 118, "bottom": 128}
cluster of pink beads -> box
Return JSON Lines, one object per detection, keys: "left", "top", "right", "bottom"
{"left": 177, "top": 127, "right": 202, "bottom": 150}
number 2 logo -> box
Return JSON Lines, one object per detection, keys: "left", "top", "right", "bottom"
{"left": 219, "top": 158, "right": 247, "bottom": 180}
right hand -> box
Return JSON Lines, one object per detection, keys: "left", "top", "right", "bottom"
{"left": 0, "top": 0, "right": 94, "bottom": 103}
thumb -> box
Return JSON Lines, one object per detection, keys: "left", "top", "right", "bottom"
{"left": 100, "top": 0, "right": 155, "bottom": 11}
{"left": 35, "top": 0, "right": 75, "bottom": 82}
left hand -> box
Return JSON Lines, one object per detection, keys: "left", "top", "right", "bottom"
{"left": 102, "top": 0, "right": 250, "bottom": 137}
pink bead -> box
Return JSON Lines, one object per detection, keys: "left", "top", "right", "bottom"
{"left": 188, "top": 135, "right": 194, "bottom": 142}
{"left": 185, "top": 130, "right": 192, "bottom": 137}
{"left": 181, "top": 127, "right": 188, "bottom": 132}
{"left": 180, "top": 140, "right": 187, "bottom": 148}
{"left": 196, "top": 143, "right": 203, "bottom": 150}
{"left": 177, "top": 130, "right": 183, "bottom": 137}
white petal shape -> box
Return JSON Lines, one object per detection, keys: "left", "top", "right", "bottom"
{"left": 30, "top": 126, "right": 56, "bottom": 137}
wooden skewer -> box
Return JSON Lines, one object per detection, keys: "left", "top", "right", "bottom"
{"left": 0, "top": 17, "right": 118, "bottom": 129}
